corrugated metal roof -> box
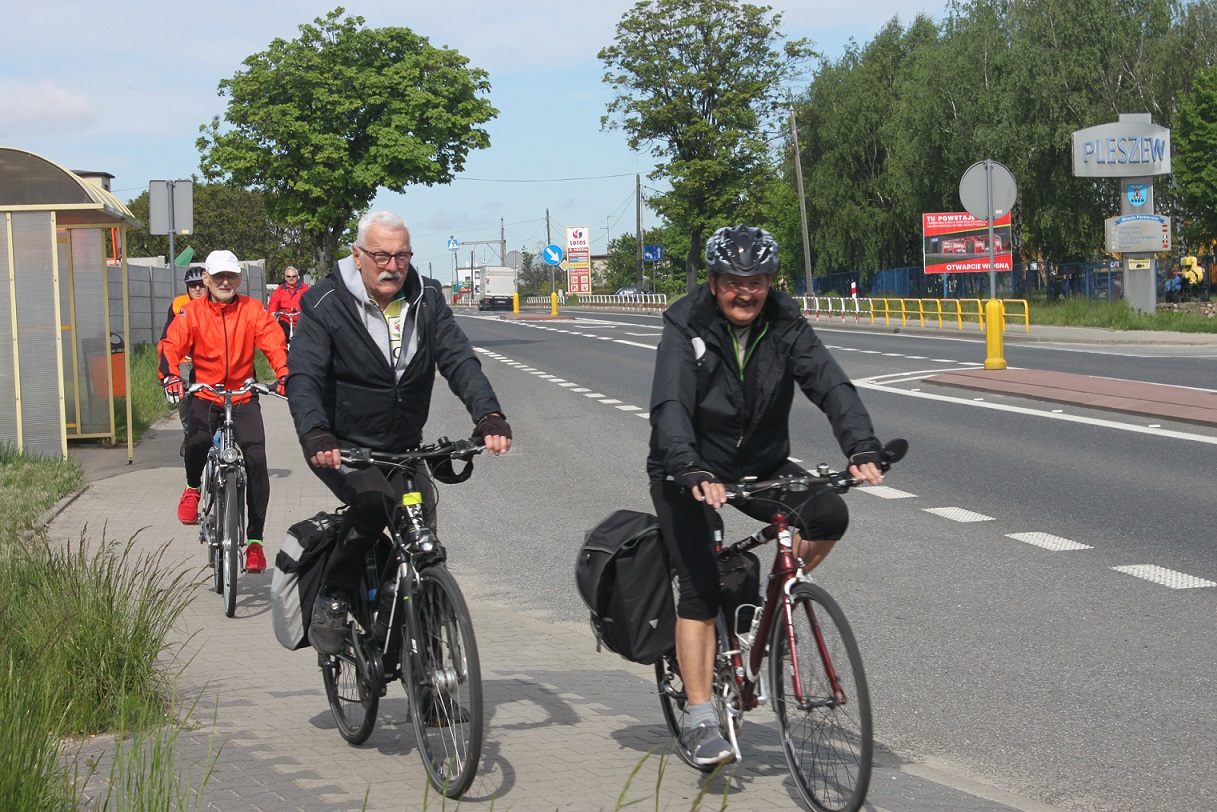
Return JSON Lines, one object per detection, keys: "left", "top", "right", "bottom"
{"left": 0, "top": 146, "right": 139, "bottom": 226}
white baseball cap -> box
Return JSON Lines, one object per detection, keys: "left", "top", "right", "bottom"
{"left": 204, "top": 250, "right": 242, "bottom": 275}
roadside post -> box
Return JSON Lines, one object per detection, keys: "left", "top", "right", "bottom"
{"left": 960, "top": 160, "right": 1017, "bottom": 369}
{"left": 543, "top": 243, "right": 564, "bottom": 316}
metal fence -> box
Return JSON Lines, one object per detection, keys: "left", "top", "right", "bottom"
{"left": 116, "top": 257, "right": 267, "bottom": 347}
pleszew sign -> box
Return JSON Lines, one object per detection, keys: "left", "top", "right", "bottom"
{"left": 1072, "top": 119, "right": 1170, "bottom": 178}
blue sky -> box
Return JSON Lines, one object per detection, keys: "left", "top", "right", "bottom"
{"left": 1, "top": 1, "right": 944, "bottom": 278}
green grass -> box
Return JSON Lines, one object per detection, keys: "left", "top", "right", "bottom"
{"left": 1027, "top": 296, "right": 1217, "bottom": 332}
{"left": 0, "top": 444, "right": 203, "bottom": 810}
{"left": 0, "top": 442, "right": 82, "bottom": 545}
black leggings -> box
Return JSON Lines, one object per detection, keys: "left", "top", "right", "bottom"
{"left": 311, "top": 464, "right": 437, "bottom": 594}
{"left": 650, "top": 461, "right": 849, "bottom": 621}
{"left": 184, "top": 397, "right": 269, "bottom": 539}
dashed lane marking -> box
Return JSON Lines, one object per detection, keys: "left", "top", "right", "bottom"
{"left": 924, "top": 507, "right": 996, "bottom": 523}
{"left": 1112, "top": 565, "right": 1216, "bottom": 589}
{"left": 1007, "top": 532, "right": 1093, "bottom": 551}
{"left": 860, "top": 486, "right": 917, "bottom": 499}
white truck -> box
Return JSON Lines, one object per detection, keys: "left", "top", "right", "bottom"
{"left": 477, "top": 265, "right": 516, "bottom": 311}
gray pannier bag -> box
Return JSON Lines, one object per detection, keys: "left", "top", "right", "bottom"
{"left": 271, "top": 512, "right": 340, "bottom": 650}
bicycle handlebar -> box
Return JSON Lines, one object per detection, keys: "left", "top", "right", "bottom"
{"left": 721, "top": 438, "right": 908, "bottom": 499}
{"left": 339, "top": 437, "right": 485, "bottom": 468}
{"left": 186, "top": 380, "right": 283, "bottom": 400}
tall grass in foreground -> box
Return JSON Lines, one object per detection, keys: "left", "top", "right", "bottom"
{"left": 0, "top": 529, "right": 203, "bottom": 810}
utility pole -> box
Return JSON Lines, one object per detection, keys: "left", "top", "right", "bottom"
{"left": 791, "top": 110, "right": 814, "bottom": 297}
{"left": 635, "top": 174, "right": 644, "bottom": 290}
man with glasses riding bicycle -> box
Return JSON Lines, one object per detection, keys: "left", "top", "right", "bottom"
{"left": 647, "top": 225, "right": 885, "bottom": 766}
{"left": 268, "top": 265, "right": 309, "bottom": 345}
{"left": 286, "top": 211, "right": 511, "bottom": 656}
{"left": 159, "top": 249, "right": 289, "bottom": 574}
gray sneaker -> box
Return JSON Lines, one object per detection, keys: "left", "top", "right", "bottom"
{"left": 682, "top": 723, "right": 735, "bottom": 766}
{"left": 310, "top": 594, "right": 350, "bottom": 656}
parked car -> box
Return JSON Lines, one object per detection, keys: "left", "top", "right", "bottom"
{"left": 615, "top": 287, "right": 640, "bottom": 296}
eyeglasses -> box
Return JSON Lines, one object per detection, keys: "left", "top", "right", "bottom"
{"left": 283, "top": 275, "right": 298, "bottom": 280}
{"left": 187, "top": 282, "right": 205, "bottom": 289}
{"left": 358, "top": 247, "right": 413, "bottom": 267}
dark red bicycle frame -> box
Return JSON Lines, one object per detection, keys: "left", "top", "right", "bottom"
{"left": 725, "top": 511, "right": 850, "bottom": 711}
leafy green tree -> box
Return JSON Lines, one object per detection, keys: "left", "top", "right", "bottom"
{"left": 198, "top": 7, "right": 497, "bottom": 275}
{"left": 1176, "top": 65, "right": 1217, "bottom": 247}
{"left": 600, "top": 0, "right": 812, "bottom": 292}
{"left": 603, "top": 227, "right": 683, "bottom": 292}
{"left": 518, "top": 248, "right": 556, "bottom": 294}
{"left": 125, "top": 182, "right": 311, "bottom": 280}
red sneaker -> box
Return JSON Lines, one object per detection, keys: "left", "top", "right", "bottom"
{"left": 177, "top": 487, "right": 200, "bottom": 524}
{"left": 245, "top": 542, "right": 266, "bottom": 574}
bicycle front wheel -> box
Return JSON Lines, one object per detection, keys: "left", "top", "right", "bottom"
{"left": 769, "top": 582, "right": 872, "bottom": 812}
{"left": 221, "top": 471, "right": 242, "bottom": 618}
{"left": 403, "top": 565, "right": 483, "bottom": 798}
{"left": 655, "top": 653, "right": 715, "bottom": 772}
{"left": 320, "top": 629, "right": 379, "bottom": 745}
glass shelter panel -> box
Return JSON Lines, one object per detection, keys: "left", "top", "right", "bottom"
{"left": 12, "top": 212, "right": 63, "bottom": 456}
{"left": 0, "top": 217, "right": 16, "bottom": 445}
{"left": 67, "top": 229, "right": 110, "bottom": 436}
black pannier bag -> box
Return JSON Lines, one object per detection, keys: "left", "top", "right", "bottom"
{"left": 271, "top": 512, "right": 341, "bottom": 650}
{"left": 575, "top": 510, "right": 675, "bottom": 665}
{"left": 718, "top": 549, "right": 762, "bottom": 636}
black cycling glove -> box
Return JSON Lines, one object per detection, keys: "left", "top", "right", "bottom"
{"left": 849, "top": 451, "right": 882, "bottom": 468}
{"left": 302, "top": 427, "right": 340, "bottom": 460}
{"left": 474, "top": 413, "right": 512, "bottom": 440}
{"left": 676, "top": 466, "right": 720, "bottom": 492}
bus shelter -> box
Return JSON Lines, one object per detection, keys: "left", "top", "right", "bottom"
{"left": 0, "top": 146, "right": 138, "bottom": 461}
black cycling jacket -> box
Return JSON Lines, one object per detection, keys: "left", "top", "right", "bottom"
{"left": 647, "top": 284, "right": 879, "bottom": 483}
{"left": 287, "top": 264, "right": 501, "bottom": 452}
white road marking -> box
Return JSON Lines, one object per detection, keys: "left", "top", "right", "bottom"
{"left": 599, "top": 399, "right": 622, "bottom": 405}
{"left": 615, "top": 340, "right": 658, "bottom": 350}
{"left": 860, "top": 486, "right": 917, "bottom": 499}
{"left": 856, "top": 372, "right": 1217, "bottom": 446}
{"left": 924, "top": 507, "right": 996, "bottom": 522}
{"left": 1007, "top": 532, "right": 1092, "bottom": 551}
{"left": 616, "top": 405, "right": 642, "bottom": 412}
{"left": 584, "top": 392, "right": 606, "bottom": 398}
{"left": 1112, "top": 565, "right": 1216, "bottom": 589}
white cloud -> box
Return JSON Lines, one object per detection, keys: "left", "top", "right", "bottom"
{"left": 0, "top": 79, "right": 98, "bottom": 137}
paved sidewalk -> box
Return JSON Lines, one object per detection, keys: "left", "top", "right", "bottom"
{"left": 53, "top": 399, "right": 1062, "bottom": 812}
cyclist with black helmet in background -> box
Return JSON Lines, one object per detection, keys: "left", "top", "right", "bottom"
{"left": 647, "top": 225, "right": 886, "bottom": 766}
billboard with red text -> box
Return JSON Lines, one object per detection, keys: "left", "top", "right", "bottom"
{"left": 923, "top": 212, "right": 1012, "bottom": 273}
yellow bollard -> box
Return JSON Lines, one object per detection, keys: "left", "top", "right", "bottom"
{"left": 513, "top": 292, "right": 520, "bottom": 314}
{"left": 550, "top": 292, "right": 559, "bottom": 317}
{"left": 984, "top": 298, "right": 1007, "bottom": 370}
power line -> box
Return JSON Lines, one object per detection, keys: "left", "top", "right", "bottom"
{"left": 453, "top": 172, "right": 639, "bottom": 184}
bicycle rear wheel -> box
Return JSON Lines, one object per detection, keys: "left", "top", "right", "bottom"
{"left": 320, "top": 628, "right": 379, "bottom": 745}
{"left": 403, "top": 565, "right": 483, "bottom": 798}
{"left": 221, "top": 471, "right": 243, "bottom": 618}
{"left": 769, "top": 582, "right": 872, "bottom": 812}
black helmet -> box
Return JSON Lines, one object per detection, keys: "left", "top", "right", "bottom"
{"left": 183, "top": 265, "right": 204, "bottom": 284}
{"left": 705, "top": 225, "right": 778, "bottom": 276}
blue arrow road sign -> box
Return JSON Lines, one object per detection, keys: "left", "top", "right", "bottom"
{"left": 643, "top": 245, "right": 665, "bottom": 262}
{"left": 447, "top": 238, "right": 460, "bottom": 251}
{"left": 543, "top": 244, "right": 564, "bottom": 265}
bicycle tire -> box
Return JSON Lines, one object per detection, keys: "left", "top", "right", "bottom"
{"left": 207, "top": 461, "right": 223, "bottom": 595}
{"left": 320, "top": 630, "right": 379, "bottom": 744}
{"left": 769, "top": 582, "right": 873, "bottom": 812}
{"left": 221, "top": 470, "right": 242, "bottom": 617}
{"left": 403, "top": 565, "right": 483, "bottom": 798}
{"left": 654, "top": 654, "right": 715, "bottom": 772}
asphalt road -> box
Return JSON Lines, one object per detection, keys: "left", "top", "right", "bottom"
{"left": 438, "top": 309, "right": 1217, "bottom": 812}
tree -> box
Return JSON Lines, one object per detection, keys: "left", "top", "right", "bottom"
{"left": 125, "top": 182, "right": 312, "bottom": 280}
{"left": 198, "top": 7, "right": 497, "bottom": 275}
{"left": 1176, "top": 65, "right": 1217, "bottom": 247}
{"left": 600, "top": 0, "right": 812, "bottom": 292}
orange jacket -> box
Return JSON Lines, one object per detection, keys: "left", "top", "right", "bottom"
{"left": 158, "top": 294, "right": 288, "bottom": 405}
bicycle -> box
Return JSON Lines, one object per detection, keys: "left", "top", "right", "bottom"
{"left": 317, "top": 437, "right": 485, "bottom": 799}
{"left": 655, "top": 439, "right": 908, "bottom": 812}
{"left": 193, "top": 380, "right": 277, "bottom": 618}
{"left": 271, "top": 309, "right": 298, "bottom": 349}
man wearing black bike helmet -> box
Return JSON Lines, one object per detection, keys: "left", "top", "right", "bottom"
{"left": 647, "top": 224, "right": 885, "bottom": 766}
